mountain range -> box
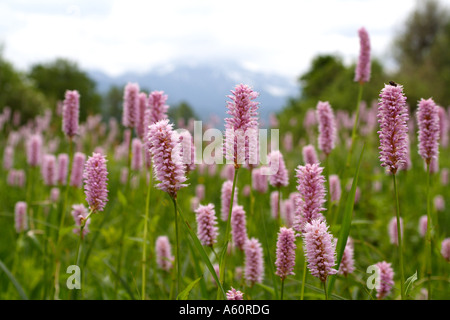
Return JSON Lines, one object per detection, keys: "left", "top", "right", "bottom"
{"left": 88, "top": 60, "right": 300, "bottom": 125}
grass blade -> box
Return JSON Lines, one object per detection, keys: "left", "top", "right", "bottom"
{"left": 177, "top": 276, "right": 202, "bottom": 300}
{"left": 0, "top": 260, "right": 28, "bottom": 300}
{"left": 176, "top": 201, "right": 227, "bottom": 299}
{"left": 328, "top": 143, "right": 365, "bottom": 294}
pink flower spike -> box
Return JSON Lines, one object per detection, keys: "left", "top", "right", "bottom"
{"left": 317, "top": 101, "right": 337, "bottom": 156}
{"left": 418, "top": 215, "right": 427, "bottom": 238}
{"left": 83, "top": 152, "right": 109, "bottom": 212}
{"left": 417, "top": 98, "right": 440, "bottom": 166}
{"left": 14, "top": 201, "right": 28, "bottom": 233}
{"left": 195, "top": 184, "right": 205, "bottom": 202}
{"left": 226, "top": 287, "right": 244, "bottom": 300}
{"left": 70, "top": 152, "right": 86, "bottom": 188}
{"left": 147, "top": 90, "right": 169, "bottom": 125}
{"left": 293, "top": 163, "right": 326, "bottom": 234}
{"left": 377, "top": 83, "right": 409, "bottom": 174}
{"left": 329, "top": 174, "right": 341, "bottom": 203}
{"left": 244, "top": 237, "right": 264, "bottom": 286}
{"left": 122, "top": 83, "right": 140, "bottom": 128}
{"left": 195, "top": 203, "right": 219, "bottom": 247}
{"left": 302, "top": 144, "right": 319, "bottom": 165}
{"left": 388, "top": 217, "right": 403, "bottom": 246}
{"left": 41, "top": 154, "right": 57, "bottom": 186}
{"left": 354, "top": 27, "right": 371, "bottom": 83}
{"left": 57, "top": 153, "right": 69, "bottom": 185}
{"left": 131, "top": 138, "right": 143, "bottom": 171}
{"left": 441, "top": 238, "right": 450, "bottom": 261}
{"left": 136, "top": 92, "right": 148, "bottom": 140}
{"left": 252, "top": 167, "right": 268, "bottom": 193}
{"left": 220, "top": 180, "right": 238, "bottom": 221}
{"left": 375, "top": 261, "right": 394, "bottom": 299}
{"left": 155, "top": 236, "right": 174, "bottom": 272}
{"left": 302, "top": 219, "right": 337, "bottom": 282}
{"left": 62, "top": 90, "right": 80, "bottom": 137}
{"left": 224, "top": 84, "right": 259, "bottom": 168}
{"left": 438, "top": 106, "right": 448, "bottom": 148}
{"left": 338, "top": 237, "right": 355, "bottom": 277}
{"left": 267, "top": 150, "right": 289, "bottom": 188}
{"left": 147, "top": 119, "right": 188, "bottom": 199}
{"left": 275, "top": 227, "right": 297, "bottom": 280}
{"left": 26, "top": 134, "right": 43, "bottom": 167}
{"left": 231, "top": 205, "right": 248, "bottom": 250}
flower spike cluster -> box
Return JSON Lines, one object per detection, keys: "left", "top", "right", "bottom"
{"left": 275, "top": 227, "right": 297, "bottom": 280}
{"left": 302, "top": 219, "right": 337, "bottom": 282}
{"left": 224, "top": 84, "right": 259, "bottom": 168}
{"left": 417, "top": 98, "right": 440, "bottom": 165}
{"left": 148, "top": 119, "right": 187, "bottom": 199}
{"left": 62, "top": 90, "right": 80, "bottom": 137}
{"left": 293, "top": 163, "right": 326, "bottom": 234}
{"left": 83, "top": 152, "right": 109, "bottom": 212}
{"left": 195, "top": 203, "right": 219, "bottom": 247}
{"left": 122, "top": 83, "right": 140, "bottom": 128}
{"left": 354, "top": 27, "right": 371, "bottom": 83}
{"left": 316, "top": 101, "right": 337, "bottom": 156}
{"left": 377, "top": 83, "right": 409, "bottom": 174}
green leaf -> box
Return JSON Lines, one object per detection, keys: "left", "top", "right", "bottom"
{"left": 177, "top": 276, "right": 202, "bottom": 300}
{"left": 175, "top": 200, "right": 227, "bottom": 299}
{"left": 0, "top": 260, "right": 28, "bottom": 300}
{"left": 404, "top": 271, "right": 418, "bottom": 297}
{"left": 328, "top": 144, "right": 365, "bottom": 294}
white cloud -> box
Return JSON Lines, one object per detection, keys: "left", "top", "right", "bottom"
{"left": 1, "top": 0, "right": 450, "bottom": 79}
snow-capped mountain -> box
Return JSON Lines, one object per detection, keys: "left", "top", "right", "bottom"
{"left": 89, "top": 60, "right": 299, "bottom": 124}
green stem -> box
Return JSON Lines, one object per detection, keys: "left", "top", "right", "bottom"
{"left": 56, "top": 137, "right": 73, "bottom": 246}
{"left": 114, "top": 132, "right": 133, "bottom": 298}
{"left": 277, "top": 186, "right": 282, "bottom": 227}
{"left": 425, "top": 162, "right": 432, "bottom": 300}
{"left": 281, "top": 278, "right": 285, "bottom": 300}
{"left": 345, "top": 83, "right": 364, "bottom": 169}
{"left": 141, "top": 167, "right": 152, "bottom": 300}
{"left": 325, "top": 154, "right": 331, "bottom": 215}
{"left": 217, "top": 167, "right": 239, "bottom": 300}
{"left": 300, "top": 257, "right": 307, "bottom": 300}
{"left": 323, "top": 280, "right": 328, "bottom": 300}
{"left": 250, "top": 168, "right": 255, "bottom": 218}
{"left": 392, "top": 173, "right": 405, "bottom": 300}
{"left": 171, "top": 196, "right": 180, "bottom": 299}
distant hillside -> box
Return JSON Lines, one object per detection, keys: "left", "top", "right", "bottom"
{"left": 89, "top": 60, "right": 299, "bottom": 125}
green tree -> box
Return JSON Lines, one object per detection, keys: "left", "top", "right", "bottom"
{"left": 103, "top": 85, "right": 124, "bottom": 122}
{"left": 277, "top": 54, "right": 387, "bottom": 140}
{"left": 0, "top": 51, "right": 48, "bottom": 123}
{"left": 392, "top": 0, "right": 450, "bottom": 107}
{"left": 28, "top": 58, "right": 102, "bottom": 121}
{"left": 168, "top": 101, "right": 198, "bottom": 125}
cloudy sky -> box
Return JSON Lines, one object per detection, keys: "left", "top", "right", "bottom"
{"left": 1, "top": 0, "right": 449, "bottom": 80}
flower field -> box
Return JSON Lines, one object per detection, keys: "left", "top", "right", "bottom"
{"left": 0, "top": 27, "right": 449, "bottom": 302}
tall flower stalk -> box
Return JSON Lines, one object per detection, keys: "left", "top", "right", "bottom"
{"left": 73, "top": 152, "right": 108, "bottom": 299}
{"left": 141, "top": 90, "right": 170, "bottom": 299}
{"left": 377, "top": 82, "right": 409, "bottom": 299}
{"left": 317, "top": 101, "right": 337, "bottom": 213}
{"left": 416, "top": 97, "right": 440, "bottom": 299}
{"left": 148, "top": 119, "right": 187, "bottom": 298}
{"left": 346, "top": 27, "right": 371, "bottom": 169}
{"left": 219, "top": 84, "right": 259, "bottom": 299}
